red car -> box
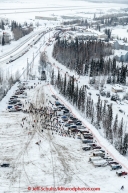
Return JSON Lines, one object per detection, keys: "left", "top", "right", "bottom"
{"left": 116, "top": 171, "right": 127, "bottom": 177}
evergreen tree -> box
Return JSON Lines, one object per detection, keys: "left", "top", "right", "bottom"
{"left": 2, "top": 21, "right": 5, "bottom": 30}
{"left": 96, "top": 96, "right": 101, "bottom": 127}
{"left": 63, "top": 73, "right": 67, "bottom": 96}
{"left": 113, "top": 114, "right": 118, "bottom": 138}
{"left": 122, "top": 133, "right": 128, "bottom": 155}
{"left": 2, "top": 34, "right": 5, "bottom": 46}
{"left": 118, "top": 118, "right": 123, "bottom": 153}
{"left": 73, "top": 84, "right": 78, "bottom": 106}
{"left": 50, "top": 69, "right": 54, "bottom": 85}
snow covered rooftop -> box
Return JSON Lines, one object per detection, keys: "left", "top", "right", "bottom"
{"left": 112, "top": 85, "right": 123, "bottom": 91}
{"left": 114, "top": 49, "right": 128, "bottom": 57}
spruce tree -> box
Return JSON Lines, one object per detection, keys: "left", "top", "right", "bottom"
{"left": 2, "top": 34, "right": 5, "bottom": 46}
{"left": 63, "top": 73, "right": 66, "bottom": 96}
{"left": 96, "top": 96, "right": 101, "bottom": 127}
{"left": 50, "top": 69, "right": 54, "bottom": 85}
{"left": 113, "top": 114, "right": 118, "bottom": 138}
{"left": 122, "top": 133, "right": 128, "bottom": 155}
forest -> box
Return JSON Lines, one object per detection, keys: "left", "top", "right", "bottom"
{"left": 52, "top": 38, "right": 127, "bottom": 85}
{"left": 11, "top": 21, "right": 33, "bottom": 40}
{"left": 50, "top": 69, "right": 128, "bottom": 155}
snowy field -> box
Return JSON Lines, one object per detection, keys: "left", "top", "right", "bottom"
{"left": 0, "top": 0, "right": 127, "bottom": 23}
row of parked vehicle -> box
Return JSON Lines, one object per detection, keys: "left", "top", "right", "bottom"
{"left": 53, "top": 97, "right": 127, "bottom": 177}
{"left": 7, "top": 82, "right": 27, "bottom": 112}
{"left": 82, "top": 134, "right": 128, "bottom": 175}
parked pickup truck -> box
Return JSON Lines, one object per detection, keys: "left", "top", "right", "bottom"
{"left": 89, "top": 156, "right": 103, "bottom": 162}
{"left": 92, "top": 160, "right": 108, "bottom": 167}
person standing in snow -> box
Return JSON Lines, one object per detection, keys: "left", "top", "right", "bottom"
{"left": 121, "top": 186, "right": 124, "bottom": 190}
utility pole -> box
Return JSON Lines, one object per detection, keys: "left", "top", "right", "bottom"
{"left": 32, "top": 52, "right": 34, "bottom": 69}
{"left": 27, "top": 58, "right": 29, "bottom": 80}
{"left": 49, "top": 31, "right": 50, "bottom": 41}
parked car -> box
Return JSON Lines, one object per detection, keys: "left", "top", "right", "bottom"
{"left": 84, "top": 136, "right": 93, "bottom": 140}
{"left": 18, "top": 95, "right": 27, "bottom": 98}
{"left": 68, "top": 120, "right": 74, "bottom": 124}
{"left": 82, "top": 130, "right": 90, "bottom": 134}
{"left": 15, "top": 91, "right": 24, "bottom": 95}
{"left": 10, "top": 97, "right": 15, "bottom": 100}
{"left": 9, "top": 99, "right": 20, "bottom": 103}
{"left": 55, "top": 101, "right": 62, "bottom": 106}
{"left": 92, "top": 160, "right": 108, "bottom": 167}
{"left": 83, "top": 133, "right": 93, "bottom": 137}
{"left": 8, "top": 101, "right": 17, "bottom": 105}
{"left": 70, "top": 115, "right": 74, "bottom": 119}
{"left": 15, "top": 107, "right": 22, "bottom": 111}
{"left": 9, "top": 108, "right": 17, "bottom": 112}
{"left": 88, "top": 143, "right": 97, "bottom": 147}
{"left": 58, "top": 106, "right": 65, "bottom": 110}
{"left": 82, "top": 139, "right": 93, "bottom": 144}
{"left": 103, "top": 157, "right": 113, "bottom": 161}
{"left": 110, "top": 164, "right": 122, "bottom": 170}
{"left": 93, "top": 151, "right": 105, "bottom": 158}
{"left": 116, "top": 171, "right": 127, "bottom": 177}
{"left": 82, "top": 146, "right": 91, "bottom": 151}
{"left": 56, "top": 111, "right": 63, "bottom": 116}
{"left": 68, "top": 125, "right": 77, "bottom": 129}
{"left": 89, "top": 156, "right": 103, "bottom": 162}
{"left": 7, "top": 105, "right": 14, "bottom": 109}
{"left": 76, "top": 122, "right": 82, "bottom": 126}
{"left": 63, "top": 108, "right": 69, "bottom": 112}
{"left": 108, "top": 161, "right": 119, "bottom": 165}
{"left": 92, "top": 146, "right": 101, "bottom": 150}
{"left": 11, "top": 95, "right": 18, "bottom": 98}
{"left": 1, "top": 164, "right": 10, "bottom": 167}
{"left": 71, "top": 117, "right": 78, "bottom": 120}
{"left": 14, "top": 103, "right": 22, "bottom": 107}
{"left": 65, "top": 123, "right": 71, "bottom": 127}
{"left": 61, "top": 116, "right": 68, "bottom": 121}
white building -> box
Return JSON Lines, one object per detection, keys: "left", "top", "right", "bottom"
{"left": 35, "top": 16, "right": 57, "bottom": 21}
{"left": 112, "top": 85, "right": 123, "bottom": 93}
{"left": 114, "top": 49, "right": 128, "bottom": 62}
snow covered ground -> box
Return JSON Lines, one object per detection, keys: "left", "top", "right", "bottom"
{"left": 0, "top": 0, "right": 128, "bottom": 192}
{"left": 0, "top": 79, "right": 128, "bottom": 193}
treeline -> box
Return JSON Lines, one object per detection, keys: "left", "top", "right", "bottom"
{"left": 88, "top": 59, "right": 127, "bottom": 85}
{"left": 94, "top": 14, "right": 128, "bottom": 26}
{"left": 50, "top": 70, "right": 128, "bottom": 155}
{"left": 53, "top": 38, "right": 113, "bottom": 75}
{"left": 63, "top": 19, "right": 89, "bottom": 26}
{"left": 107, "top": 63, "right": 127, "bottom": 85}
{"left": 0, "top": 21, "right": 5, "bottom": 30}
{"left": 104, "top": 28, "right": 111, "bottom": 39}
{"left": 11, "top": 21, "right": 33, "bottom": 40}
{"left": 0, "top": 69, "right": 20, "bottom": 101}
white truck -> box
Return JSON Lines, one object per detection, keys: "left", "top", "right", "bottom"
{"left": 92, "top": 160, "right": 108, "bottom": 167}
{"left": 89, "top": 156, "right": 103, "bottom": 162}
